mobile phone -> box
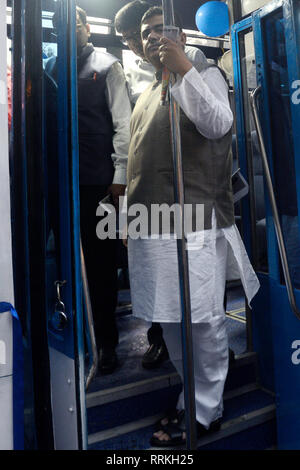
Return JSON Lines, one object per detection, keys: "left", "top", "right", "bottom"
{"left": 232, "top": 168, "right": 249, "bottom": 204}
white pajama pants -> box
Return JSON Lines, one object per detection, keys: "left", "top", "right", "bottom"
{"left": 128, "top": 219, "right": 248, "bottom": 428}
{"left": 161, "top": 234, "right": 229, "bottom": 428}
{"left": 162, "top": 316, "right": 229, "bottom": 428}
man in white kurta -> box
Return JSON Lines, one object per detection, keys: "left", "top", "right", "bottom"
{"left": 126, "top": 7, "right": 260, "bottom": 446}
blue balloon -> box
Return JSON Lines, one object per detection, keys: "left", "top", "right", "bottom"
{"left": 195, "top": 1, "right": 229, "bottom": 37}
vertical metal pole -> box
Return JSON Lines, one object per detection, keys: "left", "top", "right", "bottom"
{"left": 162, "top": 0, "right": 197, "bottom": 450}
{"left": 68, "top": 0, "right": 88, "bottom": 449}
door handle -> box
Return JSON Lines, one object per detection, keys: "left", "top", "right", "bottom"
{"left": 51, "top": 280, "right": 68, "bottom": 331}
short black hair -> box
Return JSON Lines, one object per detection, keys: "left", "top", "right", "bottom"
{"left": 76, "top": 6, "right": 87, "bottom": 25}
{"left": 141, "top": 6, "right": 183, "bottom": 31}
{"left": 52, "top": 5, "right": 87, "bottom": 29}
{"left": 115, "top": 1, "right": 151, "bottom": 33}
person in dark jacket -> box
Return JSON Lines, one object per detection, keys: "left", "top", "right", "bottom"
{"left": 47, "top": 6, "right": 131, "bottom": 374}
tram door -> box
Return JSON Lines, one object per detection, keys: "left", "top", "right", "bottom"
{"left": 43, "top": 0, "right": 86, "bottom": 450}
{"left": 11, "top": 0, "right": 85, "bottom": 449}
{"left": 232, "top": 0, "right": 300, "bottom": 449}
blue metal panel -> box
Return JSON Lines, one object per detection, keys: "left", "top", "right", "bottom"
{"left": 268, "top": 280, "right": 300, "bottom": 449}
{"left": 283, "top": 0, "right": 300, "bottom": 224}
{"left": 252, "top": 0, "right": 300, "bottom": 449}
{"left": 251, "top": 273, "right": 275, "bottom": 391}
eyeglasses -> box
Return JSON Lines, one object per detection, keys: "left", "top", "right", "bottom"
{"left": 121, "top": 31, "right": 141, "bottom": 45}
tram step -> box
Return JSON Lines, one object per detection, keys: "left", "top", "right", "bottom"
{"left": 86, "top": 352, "right": 258, "bottom": 436}
{"left": 87, "top": 382, "right": 182, "bottom": 436}
{"left": 225, "top": 351, "right": 258, "bottom": 391}
{"left": 88, "top": 386, "right": 276, "bottom": 450}
{"left": 86, "top": 353, "right": 257, "bottom": 414}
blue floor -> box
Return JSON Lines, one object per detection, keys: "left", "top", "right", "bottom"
{"left": 88, "top": 285, "right": 246, "bottom": 393}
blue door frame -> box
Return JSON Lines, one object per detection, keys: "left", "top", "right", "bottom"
{"left": 10, "top": 0, "right": 86, "bottom": 449}
{"left": 232, "top": 0, "right": 300, "bottom": 449}
{"left": 45, "top": 0, "right": 86, "bottom": 449}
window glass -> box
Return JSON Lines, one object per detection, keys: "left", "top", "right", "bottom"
{"left": 263, "top": 10, "right": 300, "bottom": 288}
{"left": 238, "top": 28, "right": 268, "bottom": 272}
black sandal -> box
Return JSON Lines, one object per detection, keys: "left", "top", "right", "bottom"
{"left": 154, "top": 408, "right": 180, "bottom": 431}
{"left": 151, "top": 410, "right": 186, "bottom": 447}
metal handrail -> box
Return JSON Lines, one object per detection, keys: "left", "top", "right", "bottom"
{"left": 250, "top": 86, "right": 300, "bottom": 320}
{"left": 80, "top": 239, "right": 99, "bottom": 389}
{"left": 162, "top": 0, "right": 197, "bottom": 450}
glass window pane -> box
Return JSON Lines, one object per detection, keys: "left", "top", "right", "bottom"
{"left": 263, "top": 9, "right": 300, "bottom": 289}
{"left": 238, "top": 28, "right": 268, "bottom": 272}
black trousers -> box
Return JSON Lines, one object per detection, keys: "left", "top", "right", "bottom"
{"left": 147, "top": 323, "right": 164, "bottom": 345}
{"left": 80, "top": 185, "right": 119, "bottom": 350}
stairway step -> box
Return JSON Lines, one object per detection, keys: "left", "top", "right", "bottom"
{"left": 88, "top": 404, "right": 275, "bottom": 450}
{"left": 87, "top": 383, "right": 182, "bottom": 435}
{"left": 86, "top": 373, "right": 180, "bottom": 409}
{"left": 86, "top": 352, "right": 258, "bottom": 409}
{"left": 150, "top": 404, "right": 276, "bottom": 451}
{"left": 88, "top": 385, "right": 275, "bottom": 450}
{"left": 88, "top": 414, "right": 162, "bottom": 447}
{"left": 197, "top": 406, "right": 276, "bottom": 450}
{"left": 225, "top": 352, "right": 258, "bottom": 392}
{"left": 88, "top": 383, "right": 259, "bottom": 448}
{"left": 86, "top": 352, "right": 259, "bottom": 435}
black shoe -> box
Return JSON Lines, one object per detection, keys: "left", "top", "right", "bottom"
{"left": 98, "top": 347, "right": 118, "bottom": 375}
{"left": 196, "top": 417, "right": 222, "bottom": 438}
{"left": 142, "top": 342, "right": 169, "bottom": 370}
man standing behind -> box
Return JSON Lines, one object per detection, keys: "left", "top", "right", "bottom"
{"left": 126, "top": 7, "right": 259, "bottom": 446}
{"left": 115, "top": 1, "right": 208, "bottom": 105}
{"left": 114, "top": 0, "right": 208, "bottom": 371}
{"left": 48, "top": 6, "right": 132, "bottom": 374}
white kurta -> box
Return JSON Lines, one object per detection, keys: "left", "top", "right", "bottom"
{"left": 128, "top": 212, "right": 259, "bottom": 324}
{"left": 128, "top": 66, "right": 260, "bottom": 325}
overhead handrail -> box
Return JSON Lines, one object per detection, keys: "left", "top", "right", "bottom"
{"left": 250, "top": 86, "right": 300, "bottom": 320}
{"left": 80, "top": 238, "right": 99, "bottom": 389}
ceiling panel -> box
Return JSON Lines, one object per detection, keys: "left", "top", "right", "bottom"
{"left": 7, "top": 0, "right": 207, "bottom": 31}
{"left": 75, "top": 0, "right": 206, "bottom": 30}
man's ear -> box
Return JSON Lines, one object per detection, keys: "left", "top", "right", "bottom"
{"left": 179, "top": 31, "right": 186, "bottom": 48}
{"left": 86, "top": 23, "right": 91, "bottom": 37}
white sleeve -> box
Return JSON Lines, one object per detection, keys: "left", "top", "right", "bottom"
{"left": 105, "top": 61, "right": 132, "bottom": 185}
{"left": 171, "top": 66, "right": 233, "bottom": 140}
